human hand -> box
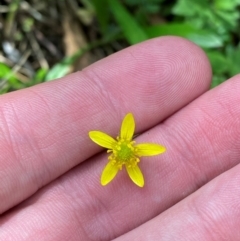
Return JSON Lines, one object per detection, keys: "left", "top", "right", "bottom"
{"left": 0, "top": 37, "right": 239, "bottom": 241}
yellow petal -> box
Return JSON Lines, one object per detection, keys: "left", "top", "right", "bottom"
{"left": 120, "top": 113, "right": 135, "bottom": 140}
{"left": 101, "top": 161, "right": 119, "bottom": 186}
{"left": 89, "top": 131, "right": 117, "bottom": 149}
{"left": 135, "top": 143, "right": 166, "bottom": 157}
{"left": 126, "top": 164, "right": 144, "bottom": 187}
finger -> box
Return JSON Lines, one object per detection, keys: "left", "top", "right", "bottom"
{"left": 114, "top": 164, "right": 240, "bottom": 241}
{"left": 0, "top": 37, "right": 211, "bottom": 213}
{"left": 1, "top": 75, "right": 240, "bottom": 240}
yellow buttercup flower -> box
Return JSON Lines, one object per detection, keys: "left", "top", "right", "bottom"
{"left": 89, "top": 113, "right": 166, "bottom": 187}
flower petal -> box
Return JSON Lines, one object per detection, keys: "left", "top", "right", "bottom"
{"left": 89, "top": 131, "right": 117, "bottom": 149}
{"left": 126, "top": 164, "right": 144, "bottom": 187}
{"left": 135, "top": 143, "right": 166, "bottom": 157}
{"left": 120, "top": 113, "right": 135, "bottom": 140}
{"left": 101, "top": 161, "right": 119, "bottom": 186}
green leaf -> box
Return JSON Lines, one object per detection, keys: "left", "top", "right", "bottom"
{"left": 226, "top": 45, "right": 240, "bottom": 76}
{"left": 188, "top": 33, "right": 222, "bottom": 48}
{"left": 215, "top": 0, "right": 240, "bottom": 11}
{"left": 211, "top": 75, "right": 226, "bottom": 88}
{"left": 0, "top": 63, "right": 16, "bottom": 81}
{"left": 0, "top": 63, "right": 11, "bottom": 76}
{"left": 44, "top": 51, "right": 82, "bottom": 81}
{"left": 108, "top": 0, "right": 148, "bottom": 44}
{"left": 206, "top": 51, "right": 228, "bottom": 74}
{"left": 32, "top": 68, "right": 47, "bottom": 84}
{"left": 44, "top": 63, "right": 71, "bottom": 81}
{"left": 8, "top": 78, "right": 25, "bottom": 89}
{"left": 172, "top": 0, "right": 209, "bottom": 17}
{"left": 214, "top": 9, "right": 239, "bottom": 29}
{"left": 91, "top": 0, "right": 109, "bottom": 33}
{"left": 0, "top": 63, "right": 28, "bottom": 91}
{"left": 145, "top": 23, "right": 223, "bottom": 48}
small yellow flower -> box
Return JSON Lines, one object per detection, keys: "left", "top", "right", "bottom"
{"left": 89, "top": 113, "right": 166, "bottom": 187}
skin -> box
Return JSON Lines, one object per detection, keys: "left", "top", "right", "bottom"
{"left": 0, "top": 36, "right": 240, "bottom": 240}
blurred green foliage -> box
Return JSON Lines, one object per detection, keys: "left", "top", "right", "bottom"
{"left": 1, "top": 0, "right": 240, "bottom": 93}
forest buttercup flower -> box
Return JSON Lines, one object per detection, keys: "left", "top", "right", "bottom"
{"left": 89, "top": 113, "right": 166, "bottom": 187}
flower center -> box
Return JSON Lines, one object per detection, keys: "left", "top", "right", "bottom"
{"left": 108, "top": 138, "right": 139, "bottom": 169}
{"left": 117, "top": 142, "right": 133, "bottom": 160}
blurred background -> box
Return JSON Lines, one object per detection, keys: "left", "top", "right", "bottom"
{"left": 0, "top": 0, "right": 240, "bottom": 94}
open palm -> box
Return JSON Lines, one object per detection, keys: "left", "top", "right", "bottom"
{"left": 0, "top": 37, "right": 240, "bottom": 241}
